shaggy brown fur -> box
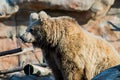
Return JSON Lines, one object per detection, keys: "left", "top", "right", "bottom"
{"left": 21, "top": 11, "right": 120, "bottom": 80}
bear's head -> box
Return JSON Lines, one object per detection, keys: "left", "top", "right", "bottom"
{"left": 20, "top": 11, "right": 79, "bottom": 47}
{"left": 20, "top": 11, "right": 58, "bottom": 47}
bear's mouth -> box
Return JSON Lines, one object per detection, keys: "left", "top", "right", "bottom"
{"left": 19, "top": 32, "right": 35, "bottom": 43}
{"left": 19, "top": 35, "right": 28, "bottom": 43}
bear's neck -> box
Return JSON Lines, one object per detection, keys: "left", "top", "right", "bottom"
{"left": 44, "top": 22, "right": 84, "bottom": 48}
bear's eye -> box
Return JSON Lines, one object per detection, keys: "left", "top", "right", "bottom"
{"left": 29, "top": 29, "right": 33, "bottom": 33}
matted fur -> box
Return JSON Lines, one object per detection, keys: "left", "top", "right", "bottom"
{"left": 21, "top": 11, "right": 120, "bottom": 80}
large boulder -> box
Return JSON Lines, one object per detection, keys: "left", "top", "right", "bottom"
{"left": 16, "top": 0, "right": 115, "bottom": 20}
{"left": 0, "top": 0, "right": 115, "bottom": 20}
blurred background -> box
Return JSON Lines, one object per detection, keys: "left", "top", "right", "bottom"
{"left": 0, "top": 0, "right": 120, "bottom": 80}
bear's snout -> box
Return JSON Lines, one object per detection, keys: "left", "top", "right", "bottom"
{"left": 19, "top": 32, "right": 35, "bottom": 43}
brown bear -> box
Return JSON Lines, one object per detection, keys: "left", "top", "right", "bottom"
{"left": 20, "top": 11, "right": 120, "bottom": 80}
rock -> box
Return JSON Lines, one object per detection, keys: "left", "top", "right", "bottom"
{"left": 0, "top": 0, "right": 19, "bottom": 19}
{"left": 0, "top": 0, "right": 116, "bottom": 23}
{"left": 16, "top": 0, "right": 115, "bottom": 19}
{"left": 91, "top": 0, "right": 115, "bottom": 19}
{"left": 92, "top": 64, "right": 120, "bottom": 80}
{"left": 108, "top": 0, "right": 120, "bottom": 18}
{"left": 17, "top": 0, "right": 95, "bottom": 11}
{"left": 9, "top": 74, "right": 55, "bottom": 80}
{"left": 83, "top": 15, "right": 120, "bottom": 53}
{"left": 0, "top": 23, "right": 43, "bottom": 70}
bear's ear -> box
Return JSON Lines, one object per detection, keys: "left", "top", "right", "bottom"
{"left": 30, "top": 13, "right": 39, "bottom": 20}
{"left": 29, "top": 12, "right": 39, "bottom": 23}
{"left": 38, "top": 11, "right": 50, "bottom": 21}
